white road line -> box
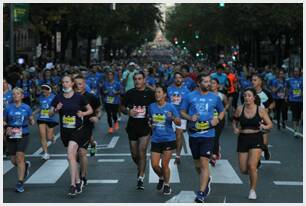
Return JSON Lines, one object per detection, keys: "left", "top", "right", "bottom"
{"left": 32, "top": 133, "right": 60, "bottom": 156}
{"left": 166, "top": 191, "right": 196, "bottom": 203}
{"left": 223, "top": 196, "right": 227, "bottom": 203}
{"left": 261, "top": 160, "right": 281, "bottom": 164}
{"left": 272, "top": 120, "right": 303, "bottom": 137}
{"left": 25, "top": 160, "right": 68, "bottom": 184}
{"left": 209, "top": 160, "right": 243, "bottom": 184}
{"left": 26, "top": 153, "right": 193, "bottom": 158}
{"left": 108, "top": 136, "right": 120, "bottom": 148}
{"left": 97, "top": 159, "right": 125, "bottom": 162}
{"left": 3, "top": 160, "right": 14, "bottom": 175}
{"left": 273, "top": 181, "right": 303, "bottom": 186}
{"left": 87, "top": 180, "right": 118, "bottom": 184}
{"left": 149, "top": 159, "right": 180, "bottom": 183}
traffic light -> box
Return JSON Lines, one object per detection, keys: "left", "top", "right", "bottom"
{"left": 219, "top": 3, "right": 225, "bottom": 7}
{"left": 195, "top": 31, "right": 200, "bottom": 39}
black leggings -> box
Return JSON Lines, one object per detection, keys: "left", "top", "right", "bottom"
{"left": 105, "top": 103, "right": 119, "bottom": 127}
{"left": 213, "top": 118, "right": 225, "bottom": 155}
{"left": 275, "top": 99, "right": 288, "bottom": 124}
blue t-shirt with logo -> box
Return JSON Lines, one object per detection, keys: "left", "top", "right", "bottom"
{"left": 37, "top": 93, "right": 57, "bottom": 122}
{"left": 271, "top": 79, "right": 286, "bottom": 100}
{"left": 146, "top": 75, "right": 156, "bottom": 87}
{"left": 239, "top": 77, "right": 252, "bottom": 90}
{"left": 4, "top": 90, "right": 13, "bottom": 111}
{"left": 167, "top": 85, "right": 190, "bottom": 115}
{"left": 211, "top": 72, "right": 228, "bottom": 89}
{"left": 4, "top": 103, "right": 32, "bottom": 135}
{"left": 149, "top": 102, "right": 179, "bottom": 143}
{"left": 183, "top": 77, "right": 196, "bottom": 91}
{"left": 181, "top": 91, "right": 224, "bottom": 138}
{"left": 102, "top": 80, "right": 121, "bottom": 105}
{"left": 287, "top": 77, "right": 303, "bottom": 102}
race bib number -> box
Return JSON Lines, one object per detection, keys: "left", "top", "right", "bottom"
{"left": 171, "top": 95, "right": 182, "bottom": 105}
{"left": 293, "top": 89, "right": 301, "bottom": 97}
{"left": 195, "top": 121, "right": 210, "bottom": 130}
{"left": 40, "top": 109, "right": 50, "bottom": 118}
{"left": 152, "top": 114, "right": 166, "bottom": 127}
{"left": 9, "top": 127, "right": 22, "bottom": 139}
{"left": 134, "top": 106, "right": 146, "bottom": 118}
{"left": 63, "top": 115, "right": 76, "bottom": 128}
{"left": 106, "top": 96, "right": 115, "bottom": 104}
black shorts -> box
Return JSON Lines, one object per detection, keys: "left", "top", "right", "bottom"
{"left": 60, "top": 126, "right": 91, "bottom": 149}
{"left": 189, "top": 137, "right": 214, "bottom": 160}
{"left": 151, "top": 140, "right": 176, "bottom": 153}
{"left": 290, "top": 101, "right": 303, "bottom": 121}
{"left": 7, "top": 134, "right": 29, "bottom": 155}
{"left": 126, "top": 122, "right": 151, "bottom": 141}
{"left": 37, "top": 120, "right": 59, "bottom": 128}
{"left": 237, "top": 132, "right": 264, "bottom": 153}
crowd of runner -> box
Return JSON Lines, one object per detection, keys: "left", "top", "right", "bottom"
{"left": 3, "top": 59, "right": 303, "bottom": 202}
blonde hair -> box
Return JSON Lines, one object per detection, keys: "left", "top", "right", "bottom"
{"left": 12, "top": 87, "right": 24, "bottom": 94}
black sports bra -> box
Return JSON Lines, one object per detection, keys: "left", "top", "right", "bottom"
{"left": 239, "top": 105, "right": 262, "bottom": 130}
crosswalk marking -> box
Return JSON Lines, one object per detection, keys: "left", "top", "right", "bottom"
{"left": 25, "top": 160, "right": 68, "bottom": 184}
{"left": 4, "top": 160, "right": 14, "bottom": 175}
{"left": 261, "top": 160, "right": 281, "bottom": 164}
{"left": 273, "top": 181, "right": 303, "bottom": 186}
{"left": 32, "top": 133, "right": 60, "bottom": 155}
{"left": 209, "top": 160, "right": 243, "bottom": 184}
{"left": 96, "top": 136, "right": 120, "bottom": 150}
{"left": 182, "top": 132, "right": 191, "bottom": 155}
{"left": 166, "top": 191, "right": 196, "bottom": 203}
{"left": 87, "top": 180, "right": 118, "bottom": 184}
{"left": 98, "top": 159, "right": 125, "bottom": 162}
{"left": 149, "top": 159, "right": 180, "bottom": 183}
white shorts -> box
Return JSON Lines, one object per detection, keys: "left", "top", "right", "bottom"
{"left": 172, "top": 119, "right": 187, "bottom": 131}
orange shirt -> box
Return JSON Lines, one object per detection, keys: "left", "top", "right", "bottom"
{"left": 227, "top": 73, "right": 237, "bottom": 94}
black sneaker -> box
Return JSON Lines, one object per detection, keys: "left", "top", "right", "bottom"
{"left": 163, "top": 185, "right": 172, "bottom": 195}
{"left": 204, "top": 176, "right": 212, "bottom": 197}
{"left": 194, "top": 191, "right": 205, "bottom": 203}
{"left": 81, "top": 177, "right": 87, "bottom": 187}
{"left": 137, "top": 179, "right": 144, "bottom": 190}
{"left": 24, "top": 161, "right": 31, "bottom": 179}
{"left": 263, "top": 147, "right": 271, "bottom": 160}
{"left": 76, "top": 182, "right": 83, "bottom": 194}
{"left": 156, "top": 179, "right": 164, "bottom": 190}
{"left": 68, "top": 186, "right": 76, "bottom": 196}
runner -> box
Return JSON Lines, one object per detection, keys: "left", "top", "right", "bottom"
{"left": 232, "top": 87, "right": 272, "bottom": 199}
{"left": 271, "top": 69, "right": 287, "bottom": 130}
{"left": 101, "top": 70, "right": 121, "bottom": 133}
{"left": 74, "top": 75, "right": 101, "bottom": 187}
{"left": 16, "top": 71, "right": 34, "bottom": 106}
{"left": 4, "top": 78, "right": 13, "bottom": 156}
{"left": 251, "top": 74, "right": 275, "bottom": 160}
{"left": 122, "top": 62, "right": 138, "bottom": 92}
{"left": 149, "top": 85, "right": 181, "bottom": 195}
{"left": 4, "top": 87, "right": 35, "bottom": 193}
{"left": 121, "top": 71, "right": 155, "bottom": 190}
{"left": 210, "top": 78, "right": 228, "bottom": 166}
{"left": 50, "top": 75, "right": 93, "bottom": 196}
{"left": 225, "top": 66, "right": 238, "bottom": 120}
{"left": 33, "top": 84, "right": 58, "bottom": 160}
{"left": 167, "top": 72, "right": 190, "bottom": 164}
{"left": 210, "top": 64, "right": 229, "bottom": 94}
{"left": 286, "top": 67, "right": 303, "bottom": 138}
{"left": 181, "top": 73, "right": 225, "bottom": 203}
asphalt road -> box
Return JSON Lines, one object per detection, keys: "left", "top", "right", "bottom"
{"left": 3, "top": 112, "right": 303, "bottom": 203}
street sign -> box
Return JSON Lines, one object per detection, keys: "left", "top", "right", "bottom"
{"left": 13, "top": 4, "right": 29, "bottom": 23}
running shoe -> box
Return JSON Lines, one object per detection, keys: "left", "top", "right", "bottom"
{"left": 90, "top": 141, "right": 97, "bottom": 156}
{"left": 163, "top": 185, "right": 172, "bottom": 195}
{"left": 15, "top": 181, "right": 24, "bottom": 193}
{"left": 248, "top": 189, "right": 257, "bottom": 200}
{"left": 76, "top": 182, "right": 83, "bottom": 194}
{"left": 194, "top": 191, "right": 205, "bottom": 203}
{"left": 24, "top": 161, "right": 31, "bottom": 179}
{"left": 263, "top": 147, "right": 271, "bottom": 160}
{"left": 137, "top": 179, "right": 144, "bottom": 190}
{"left": 204, "top": 176, "right": 212, "bottom": 197}
{"left": 174, "top": 157, "right": 181, "bottom": 165}
{"left": 108, "top": 127, "right": 114, "bottom": 134}
{"left": 114, "top": 122, "right": 119, "bottom": 130}
{"left": 68, "top": 186, "right": 76, "bottom": 196}
{"left": 42, "top": 153, "right": 50, "bottom": 160}
{"left": 156, "top": 179, "right": 164, "bottom": 190}
{"left": 209, "top": 159, "right": 216, "bottom": 167}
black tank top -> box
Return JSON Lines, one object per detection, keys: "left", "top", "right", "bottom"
{"left": 239, "top": 105, "right": 261, "bottom": 130}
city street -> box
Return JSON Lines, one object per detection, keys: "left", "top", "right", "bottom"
{"left": 3, "top": 113, "right": 303, "bottom": 203}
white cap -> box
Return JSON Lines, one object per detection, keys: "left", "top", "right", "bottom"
{"left": 45, "top": 62, "right": 54, "bottom": 70}
{"left": 128, "top": 62, "right": 136, "bottom": 66}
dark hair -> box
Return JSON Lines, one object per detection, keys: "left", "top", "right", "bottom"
{"left": 133, "top": 71, "right": 145, "bottom": 79}
{"left": 243, "top": 87, "right": 260, "bottom": 106}
{"left": 216, "top": 64, "right": 224, "bottom": 70}
{"left": 74, "top": 75, "right": 85, "bottom": 80}
{"left": 251, "top": 73, "right": 262, "bottom": 80}
{"left": 174, "top": 71, "right": 183, "bottom": 78}
{"left": 196, "top": 72, "right": 210, "bottom": 83}
{"left": 155, "top": 84, "right": 167, "bottom": 94}
{"left": 181, "top": 64, "right": 190, "bottom": 72}
{"left": 62, "top": 75, "right": 74, "bottom": 82}
{"left": 211, "top": 78, "right": 219, "bottom": 84}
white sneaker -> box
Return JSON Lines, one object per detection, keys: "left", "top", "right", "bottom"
{"left": 248, "top": 189, "right": 257, "bottom": 200}
{"left": 42, "top": 153, "right": 50, "bottom": 160}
